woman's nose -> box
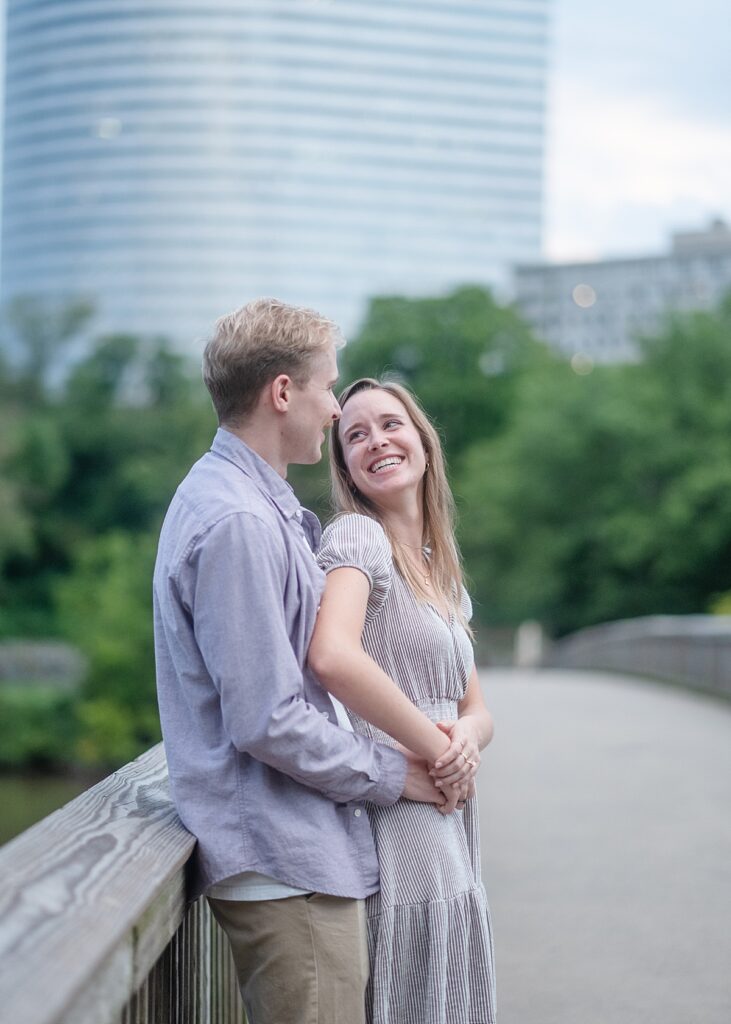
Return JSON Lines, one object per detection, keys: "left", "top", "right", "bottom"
{"left": 368, "top": 434, "right": 389, "bottom": 451}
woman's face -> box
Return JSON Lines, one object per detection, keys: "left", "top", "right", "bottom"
{"left": 338, "top": 388, "right": 427, "bottom": 506}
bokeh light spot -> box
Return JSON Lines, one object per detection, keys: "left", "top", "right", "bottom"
{"left": 572, "top": 283, "right": 597, "bottom": 308}
{"left": 570, "top": 352, "right": 594, "bottom": 375}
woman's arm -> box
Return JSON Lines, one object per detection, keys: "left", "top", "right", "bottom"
{"left": 309, "top": 566, "right": 467, "bottom": 770}
{"left": 431, "top": 666, "right": 494, "bottom": 786}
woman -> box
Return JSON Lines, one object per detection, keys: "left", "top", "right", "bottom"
{"left": 308, "top": 378, "right": 496, "bottom": 1024}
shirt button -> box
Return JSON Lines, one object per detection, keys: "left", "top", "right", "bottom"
{"left": 354, "top": 809, "right": 362, "bottom": 818}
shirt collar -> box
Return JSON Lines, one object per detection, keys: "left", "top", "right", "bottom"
{"left": 210, "top": 427, "right": 302, "bottom": 520}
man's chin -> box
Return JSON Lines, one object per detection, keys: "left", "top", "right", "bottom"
{"left": 293, "top": 449, "right": 323, "bottom": 467}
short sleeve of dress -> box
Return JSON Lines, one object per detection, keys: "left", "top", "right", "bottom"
{"left": 459, "top": 585, "right": 473, "bottom": 623}
{"left": 318, "top": 514, "right": 392, "bottom": 620}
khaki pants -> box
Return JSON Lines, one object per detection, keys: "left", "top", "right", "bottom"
{"left": 208, "top": 893, "right": 369, "bottom": 1024}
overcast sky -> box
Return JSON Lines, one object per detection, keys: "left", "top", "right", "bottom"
{"left": 0, "top": 0, "right": 729, "bottom": 265}
{"left": 546, "top": 0, "right": 731, "bottom": 260}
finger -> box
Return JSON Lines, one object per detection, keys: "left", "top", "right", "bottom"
{"left": 435, "top": 749, "right": 479, "bottom": 782}
{"left": 454, "top": 779, "right": 470, "bottom": 810}
{"left": 430, "top": 785, "right": 447, "bottom": 809}
{"left": 435, "top": 763, "right": 472, "bottom": 786}
{"left": 432, "top": 739, "right": 464, "bottom": 772}
{"left": 440, "top": 783, "right": 461, "bottom": 815}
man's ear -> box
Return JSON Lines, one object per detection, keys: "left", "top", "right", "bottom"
{"left": 270, "top": 373, "right": 292, "bottom": 413}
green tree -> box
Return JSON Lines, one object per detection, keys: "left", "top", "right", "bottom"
{"left": 1, "top": 295, "right": 93, "bottom": 406}
{"left": 55, "top": 530, "right": 160, "bottom": 767}
{"left": 457, "top": 299, "right": 731, "bottom": 634}
{"left": 0, "top": 328, "right": 215, "bottom": 636}
{"left": 342, "top": 286, "right": 549, "bottom": 470}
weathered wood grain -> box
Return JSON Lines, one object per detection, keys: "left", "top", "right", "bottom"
{"left": 0, "top": 744, "right": 196, "bottom": 1024}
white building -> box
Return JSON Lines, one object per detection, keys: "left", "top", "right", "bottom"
{"left": 514, "top": 220, "right": 731, "bottom": 364}
{"left": 1, "top": 0, "right": 551, "bottom": 347}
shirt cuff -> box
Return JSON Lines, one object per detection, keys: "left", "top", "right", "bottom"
{"left": 368, "top": 744, "right": 408, "bottom": 807}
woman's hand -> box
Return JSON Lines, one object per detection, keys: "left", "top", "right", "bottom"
{"left": 429, "top": 718, "right": 482, "bottom": 787}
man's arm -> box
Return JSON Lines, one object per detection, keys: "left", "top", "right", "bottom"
{"left": 181, "top": 511, "right": 425, "bottom": 807}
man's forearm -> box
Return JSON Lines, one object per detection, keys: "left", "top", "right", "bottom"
{"left": 236, "top": 692, "right": 408, "bottom": 807}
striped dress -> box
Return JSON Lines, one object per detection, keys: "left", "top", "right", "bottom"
{"left": 318, "top": 514, "right": 496, "bottom": 1024}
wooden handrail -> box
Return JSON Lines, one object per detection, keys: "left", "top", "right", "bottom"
{"left": 0, "top": 744, "right": 242, "bottom": 1024}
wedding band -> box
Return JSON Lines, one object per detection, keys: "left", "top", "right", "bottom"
{"left": 464, "top": 757, "right": 477, "bottom": 768}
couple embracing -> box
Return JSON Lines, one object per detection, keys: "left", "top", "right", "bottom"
{"left": 153, "top": 299, "right": 496, "bottom": 1024}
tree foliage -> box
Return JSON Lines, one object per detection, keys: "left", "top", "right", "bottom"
{"left": 0, "top": 308, "right": 215, "bottom": 767}
{"left": 342, "top": 286, "right": 550, "bottom": 470}
{"left": 457, "top": 299, "right": 731, "bottom": 633}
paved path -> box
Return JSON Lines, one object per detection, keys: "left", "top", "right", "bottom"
{"left": 475, "top": 668, "right": 731, "bottom": 1024}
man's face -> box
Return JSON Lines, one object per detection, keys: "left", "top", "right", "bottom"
{"left": 287, "top": 343, "right": 341, "bottom": 465}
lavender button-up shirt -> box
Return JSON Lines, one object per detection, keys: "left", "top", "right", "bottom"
{"left": 153, "top": 429, "right": 406, "bottom": 898}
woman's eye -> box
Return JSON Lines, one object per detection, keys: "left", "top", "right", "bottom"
{"left": 385, "top": 419, "right": 401, "bottom": 429}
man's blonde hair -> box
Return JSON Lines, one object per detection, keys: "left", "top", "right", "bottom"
{"left": 203, "top": 298, "right": 344, "bottom": 425}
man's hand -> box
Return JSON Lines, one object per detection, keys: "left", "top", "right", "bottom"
{"left": 401, "top": 751, "right": 447, "bottom": 808}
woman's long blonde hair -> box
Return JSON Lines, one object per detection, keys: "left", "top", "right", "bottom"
{"left": 329, "top": 378, "right": 471, "bottom": 633}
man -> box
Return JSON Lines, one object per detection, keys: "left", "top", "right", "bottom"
{"left": 153, "top": 299, "right": 445, "bottom": 1024}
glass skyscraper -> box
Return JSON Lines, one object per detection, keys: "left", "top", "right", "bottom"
{"left": 1, "top": 0, "right": 551, "bottom": 346}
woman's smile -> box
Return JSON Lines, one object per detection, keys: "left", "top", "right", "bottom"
{"left": 368, "top": 455, "right": 404, "bottom": 474}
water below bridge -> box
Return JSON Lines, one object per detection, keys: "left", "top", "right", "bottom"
{"left": 476, "top": 668, "right": 731, "bottom": 1024}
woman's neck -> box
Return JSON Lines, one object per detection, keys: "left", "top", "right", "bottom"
{"left": 379, "top": 498, "right": 425, "bottom": 550}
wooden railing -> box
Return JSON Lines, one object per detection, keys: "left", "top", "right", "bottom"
{"left": 0, "top": 744, "right": 244, "bottom": 1024}
{"left": 548, "top": 614, "right": 731, "bottom": 699}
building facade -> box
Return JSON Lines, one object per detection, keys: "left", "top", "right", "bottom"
{"left": 1, "top": 0, "right": 551, "bottom": 347}
{"left": 514, "top": 220, "right": 731, "bottom": 363}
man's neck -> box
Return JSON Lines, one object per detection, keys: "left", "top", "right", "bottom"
{"left": 220, "top": 422, "right": 288, "bottom": 478}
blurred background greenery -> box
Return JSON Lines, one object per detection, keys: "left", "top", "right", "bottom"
{"left": 1, "top": 285, "right": 730, "bottom": 789}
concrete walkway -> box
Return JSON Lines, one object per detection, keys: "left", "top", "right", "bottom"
{"left": 475, "top": 668, "right": 731, "bottom": 1024}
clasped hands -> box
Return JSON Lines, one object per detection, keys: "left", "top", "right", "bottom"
{"left": 401, "top": 718, "right": 481, "bottom": 815}
{"left": 431, "top": 718, "right": 480, "bottom": 813}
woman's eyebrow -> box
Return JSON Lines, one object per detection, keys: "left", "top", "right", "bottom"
{"left": 343, "top": 411, "right": 402, "bottom": 431}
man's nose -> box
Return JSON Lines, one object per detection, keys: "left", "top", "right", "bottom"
{"left": 331, "top": 395, "right": 341, "bottom": 420}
